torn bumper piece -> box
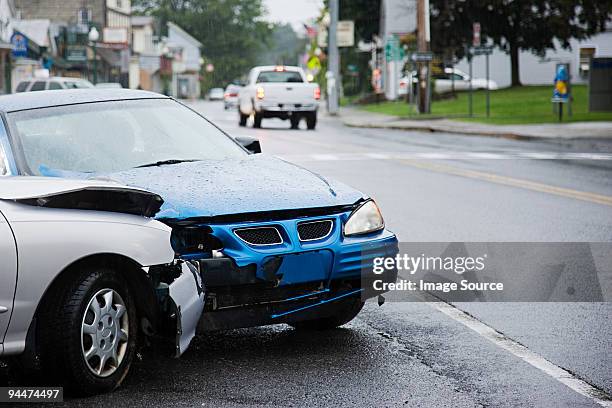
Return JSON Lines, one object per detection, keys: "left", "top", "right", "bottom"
{"left": 167, "top": 262, "right": 205, "bottom": 356}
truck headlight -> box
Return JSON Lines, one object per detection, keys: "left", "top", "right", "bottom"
{"left": 344, "top": 200, "right": 385, "bottom": 236}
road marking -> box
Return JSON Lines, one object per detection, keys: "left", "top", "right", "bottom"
{"left": 399, "top": 159, "right": 612, "bottom": 207}
{"left": 277, "top": 152, "right": 612, "bottom": 162}
{"left": 430, "top": 301, "right": 612, "bottom": 407}
{"left": 311, "top": 153, "right": 339, "bottom": 161}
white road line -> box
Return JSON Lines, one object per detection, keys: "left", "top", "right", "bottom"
{"left": 430, "top": 301, "right": 612, "bottom": 407}
{"left": 311, "top": 153, "right": 339, "bottom": 161}
{"left": 277, "top": 152, "right": 612, "bottom": 162}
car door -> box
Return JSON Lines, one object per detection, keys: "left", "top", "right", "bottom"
{"left": 0, "top": 207, "right": 17, "bottom": 344}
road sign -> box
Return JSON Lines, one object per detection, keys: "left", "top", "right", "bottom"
{"left": 411, "top": 51, "right": 433, "bottom": 62}
{"left": 317, "top": 20, "right": 354, "bottom": 48}
{"left": 552, "top": 64, "right": 570, "bottom": 103}
{"left": 337, "top": 21, "right": 354, "bottom": 47}
{"left": 472, "top": 46, "right": 493, "bottom": 56}
{"left": 385, "top": 36, "right": 402, "bottom": 62}
{"left": 473, "top": 22, "right": 481, "bottom": 47}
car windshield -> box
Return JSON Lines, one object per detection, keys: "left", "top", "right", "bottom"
{"left": 8, "top": 98, "right": 247, "bottom": 175}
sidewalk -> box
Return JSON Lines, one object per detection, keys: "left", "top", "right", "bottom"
{"left": 339, "top": 107, "right": 612, "bottom": 140}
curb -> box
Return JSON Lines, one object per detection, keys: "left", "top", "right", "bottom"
{"left": 342, "top": 120, "right": 535, "bottom": 141}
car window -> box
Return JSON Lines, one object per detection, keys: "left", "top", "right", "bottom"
{"left": 30, "top": 81, "right": 47, "bottom": 91}
{"left": 256, "top": 71, "right": 303, "bottom": 83}
{"left": 451, "top": 73, "right": 465, "bottom": 80}
{"left": 48, "top": 81, "right": 63, "bottom": 90}
{"left": 15, "top": 81, "right": 30, "bottom": 92}
{"left": 8, "top": 99, "right": 247, "bottom": 175}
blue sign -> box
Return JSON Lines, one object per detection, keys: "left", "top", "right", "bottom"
{"left": 552, "top": 64, "right": 569, "bottom": 103}
{"left": 10, "top": 32, "right": 28, "bottom": 58}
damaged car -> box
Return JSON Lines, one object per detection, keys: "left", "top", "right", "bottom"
{"left": 0, "top": 177, "right": 203, "bottom": 394}
{"left": 0, "top": 89, "right": 398, "bottom": 393}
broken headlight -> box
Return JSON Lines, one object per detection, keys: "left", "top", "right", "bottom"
{"left": 171, "top": 226, "right": 223, "bottom": 255}
{"left": 344, "top": 200, "right": 385, "bottom": 236}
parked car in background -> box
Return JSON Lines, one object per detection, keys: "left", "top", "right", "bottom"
{"left": 95, "top": 82, "right": 123, "bottom": 89}
{"left": 224, "top": 84, "right": 241, "bottom": 110}
{"left": 15, "top": 77, "right": 94, "bottom": 92}
{"left": 0, "top": 177, "right": 203, "bottom": 395}
{"left": 239, "top": 65, "right": 320, "bottom": 130}
{"left": 208, "top": 87, "right": 225, "bottom": 100}
{"left": 399, "top": 68, "right": 498, "bottom": 95}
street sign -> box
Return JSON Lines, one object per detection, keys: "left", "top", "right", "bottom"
{"left": 337, "top": 21, "right": 354, "bottom": 47}
{"left": 552, "top": 63, "right": 570, "bottom": 103}
{"left": 473, "top": 22, "right": 481, "bottom": 47}
{"left": 411, "top": 51, "right": 433, "bottom": 62}
{"left": 317, "top": 20, "right": 355, "bottom": 48}
{"left": 472, "top": 46, "right": 493, "bottom": 55}
{"left": 385, "top": 35, "right": 402, "bottom": 62}
{"left": 10, "top": 32, "right": 27, "bottom": 58}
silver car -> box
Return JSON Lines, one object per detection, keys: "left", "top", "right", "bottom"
{"left": 0, "top": 178, "right": 204, "bottom": 395}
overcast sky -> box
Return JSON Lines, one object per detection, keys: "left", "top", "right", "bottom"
{"left": 263, "top": 0, "right": 324, "bottom": 33}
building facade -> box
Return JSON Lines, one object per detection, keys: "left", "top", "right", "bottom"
{"left": 13, "top": 0, "right": 131, "bottom": 86}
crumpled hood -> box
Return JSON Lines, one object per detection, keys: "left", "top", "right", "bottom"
{"left": 102, "top": 155, "right": 365, "bottom": 220}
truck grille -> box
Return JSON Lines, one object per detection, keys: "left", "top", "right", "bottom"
{"left": 234, "top": 226, "right": 283, "bottom": 246}
{"left": 297, "top": 219, "right": 334, "bottom": 241}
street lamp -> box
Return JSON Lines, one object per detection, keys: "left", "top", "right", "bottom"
{"left": 88, "top": 27, "right": 100, "bottom": 84}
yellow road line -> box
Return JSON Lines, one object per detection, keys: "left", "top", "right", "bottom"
{"left": 399, "top": 159, "right": 612, "bottom": 207}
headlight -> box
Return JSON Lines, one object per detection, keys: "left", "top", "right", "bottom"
{"left": 344, "top": 200, "right": 385, "bottom": 236}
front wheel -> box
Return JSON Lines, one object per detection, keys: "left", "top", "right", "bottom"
{"left": 306, "top": 111, "right": 317, "bottom": 130}
{"left": 38, "top": 267, "right": 137, "bottom": 396}
{"left": 290, "top": 298, "right": 364, "bottom": 331}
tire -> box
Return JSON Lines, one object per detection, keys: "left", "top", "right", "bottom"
{"left": 290, "top": 298, "right": 364, "bottom": 331}
{"left": 239, "top": 112, "right": 248, "bottom": 127}
{"left": 306, "top": 111, "right": 317, "bottom": 130}
{"left": 253, "top": 113, "right": 263, "bottom": 128}
{"left": 290, "top": 116, "right": 300, "bottom": 130}
{"left": 38, "top": 266, "right": 137, "bottom": 396}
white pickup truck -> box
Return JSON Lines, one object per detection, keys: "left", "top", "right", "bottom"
{"left": 238, "top": 66, "right": 320, "bottom": 130}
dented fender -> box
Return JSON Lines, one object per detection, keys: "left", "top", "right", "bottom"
{"left": 167, "top": 262, "right": 205, "bottom": 356}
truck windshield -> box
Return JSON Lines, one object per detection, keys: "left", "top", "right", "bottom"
{"left": 8, "top": 98, "right": 247, "bottom": 175}
{"left": 257, "top": 71, "right": 303, "bottom": 83}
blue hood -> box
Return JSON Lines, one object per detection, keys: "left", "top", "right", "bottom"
{"left": 96, "top": 155, "right": 364, "bottom": 220}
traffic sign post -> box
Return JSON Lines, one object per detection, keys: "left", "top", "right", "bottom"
{"left": 552, "top": 63, "right": 571, "bottom": 122}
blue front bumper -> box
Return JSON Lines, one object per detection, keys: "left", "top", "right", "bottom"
{"left": 198, "top": 210, "right": 398, "bottom": 289}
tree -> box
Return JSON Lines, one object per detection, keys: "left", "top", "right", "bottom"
{"left": 430, "top": 0, "right": 612, "bottom": 86}
{"left": 132, "top": 0, "right": 272, "bottom": 90}
{"left": 258, "top": 23, "right": 306, "bottom": 66}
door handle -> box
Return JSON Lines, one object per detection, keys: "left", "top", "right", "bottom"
{"left": 0, "top": 306, "right": 8, "bottom": 314}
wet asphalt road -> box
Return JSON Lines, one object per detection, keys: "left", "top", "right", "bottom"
{"left": 3, "top": 101, "right": 612, "bottom": 407}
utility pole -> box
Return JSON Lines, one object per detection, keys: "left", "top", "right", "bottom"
{"left": 327, "top": 0, "right": 340, "bottom": 115}
{"left": 416, "top": 0, "right": 431, "bottom": 113}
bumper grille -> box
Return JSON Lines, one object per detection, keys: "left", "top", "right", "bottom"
{"left": 297, "top": 219, "right": 334, "bottom": 241}
{"left": 234, "top": 226, "right": 283, "bottom": 246}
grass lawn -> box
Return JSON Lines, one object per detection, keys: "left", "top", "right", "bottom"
{"left": 359, "top": 85, "right": 612, "bottom": 125}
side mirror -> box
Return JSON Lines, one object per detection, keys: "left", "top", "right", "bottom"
{"left": 235, "top": 136, "right": 261, "bottom": 154}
